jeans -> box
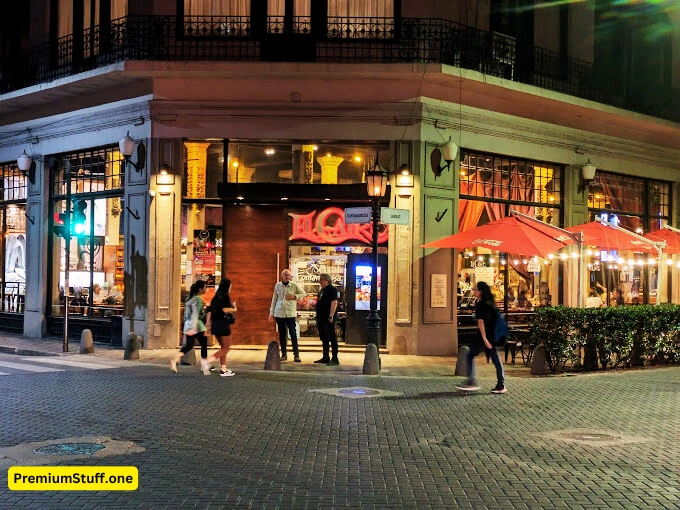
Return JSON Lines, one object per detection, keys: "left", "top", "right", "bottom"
{"left": 466, "top": 341, "right": 504, "bottom": 386}
{"left": 276, "top": 317, "right": 299, "bottom": 356}
{"left": 317, "top": 317, "right": 338, "bottom": 360}
{"left": 181, "top": 332, "right": 208, "bottom": 359}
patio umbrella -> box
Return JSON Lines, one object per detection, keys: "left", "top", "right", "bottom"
{"left": 566, "top": 221, "right": 660, "bottom": 253}
{"left": 422, "top": 216, "right": 576, "bottom": 257}
{"left": 645, "top": 228, "right": 680, "bottom": 255}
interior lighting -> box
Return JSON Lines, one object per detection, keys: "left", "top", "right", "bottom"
{"left": 236, "top": 195, "right": 244, "bottom": 201}
{"left": 560, "top": 253, "right": 568, "bottom": 260}
{"left": 667, "top": 259, "right": 674, "bottom": 266}
{"left": 489, "top": 257, "right": 495, "bottom": 264}
{"left": 628, "top": 259, "right": 635, "bottom": 266}
{"left": 637, "top": 260, "right": 644, "bottom": 266}
{"left": 544, "top": 259, "right": 549, "bottom": 265}
{"left": 586, "top": 249, "right": 593, "bottom": 256}
{"left": 548, "top": 253, "right": 554, "bottom": 260}
{"left": 617, "top": 257, "right": 625, "bottom": 264}
{"left": 232, "top": 161, "right": 239, "bottom": 167}
{"left": 478, "top": 256, "right": 484, "bottom": 261}
{"left": 513, "top": 259, "right": 519, "bottom": 265}
{"left": 635, "top": 227, "right": 644, "bottom": 234}
{"left": 500, "top": 259, "right": 506, "bottom": 265}
{"left": 313, "top": 146, "right": 318, "bottom": 151}
{"left": 281, "top": 197, "right": 288, "bottom": 201}
{"left": 354, "top": 155, "right": 362, "bottom": 162}
{"left": 572, "top": 252, "right": 579, "bottom": 258}
{"left": 648, "top": 259, "right": 656, "bottom": 265}
{"left": 265, "top": 148, "right": 276, "bottom": 156}
{"left": 523, "top": 259, "right": 528, "bottom": 264}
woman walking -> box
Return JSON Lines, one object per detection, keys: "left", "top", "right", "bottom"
{"left": 462, "top": 281, "right": 507, "bottom": 394}
{"left": 205, "top": 278, "right": 238, "bottom": 377}
{"left": 170, "top": 280, "right": 209, "bottom": 374}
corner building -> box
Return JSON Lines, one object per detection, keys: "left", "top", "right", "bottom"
{"left": 0, "top": 1, "right": 678, "bottom": 354}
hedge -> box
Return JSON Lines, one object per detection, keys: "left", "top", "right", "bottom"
{"left": 532, "top": 305, "right": 680, "bottom": 373}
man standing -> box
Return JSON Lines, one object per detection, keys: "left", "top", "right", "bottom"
{"left": 315, "top": 273, "right": 339, "bottom": 366}
{"left": 269, "top": 269, "right": 306, "bottom": 362}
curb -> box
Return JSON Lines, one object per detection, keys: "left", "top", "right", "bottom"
{"left": 0, "top": 346, "right": 61, "bottom": 357}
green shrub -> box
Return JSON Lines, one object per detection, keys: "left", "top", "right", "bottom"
{"left": 532, "top": 305, "right": 680, "bottom": 373}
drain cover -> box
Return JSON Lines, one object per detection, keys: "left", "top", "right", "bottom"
{"left": 338, "top": 388, "right": 381, "bottom": 396}
{"left": 563, "top": 433, "right": 618, "bottom": 442}
{"left": 34, "top": 443, "right": 106, "bottom": 456}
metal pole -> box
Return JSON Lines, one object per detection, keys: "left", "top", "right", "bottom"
{"left": 366, "top": 199, "right": 381, "bottom": 348}
{"left": 577, "top": 232, "right": 583, "bottom": 308}
{"left": 63, "top": 185, "right": 71, "bottom": 353}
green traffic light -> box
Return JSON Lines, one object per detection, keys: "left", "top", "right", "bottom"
{"left": 73, "top": 223, "right": 86, "bottom": 235}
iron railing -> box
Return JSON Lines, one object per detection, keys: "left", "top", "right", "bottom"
{"left": 1, "top": 282, "right": 25, "bottom": 314}
{"left": 1, "top": 15, "right": 678, "bottom": 122}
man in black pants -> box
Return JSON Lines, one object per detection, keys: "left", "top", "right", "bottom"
{"left": 315, "top": 273, "right": 339, "bottom": 366}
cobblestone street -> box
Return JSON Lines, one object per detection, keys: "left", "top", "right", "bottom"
{"left": 1, "top": 337, "right": 679, "bottom": 509}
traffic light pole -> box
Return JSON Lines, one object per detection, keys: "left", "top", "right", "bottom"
{"left": 63, "top": 188, "right": 71, "bottom": 353}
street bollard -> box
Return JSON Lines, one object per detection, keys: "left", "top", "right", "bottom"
{"left": 264, "top": 341, "right": 281, "bottom": 371}
{"left": 124, "top": 332, "right": 140, "bottom": 360}
{"left": 455, "top": 345, "right": 470, "bottom": 376}
{"left": 363, "top": 343, "right": 380, "bottom": 375}
{"left": 530, "top": 344, "right": 549, "bottom": 375}
{"left": 79, "top": 329, "right": 94, "bottom": 354}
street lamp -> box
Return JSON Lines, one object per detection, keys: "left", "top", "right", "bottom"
{"left": 365, "top": 152, "right": 388, "bottom": 372}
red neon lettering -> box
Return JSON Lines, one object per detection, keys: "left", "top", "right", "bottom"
{"left": 289, "top": 207, "right": 388, "bottom": 245}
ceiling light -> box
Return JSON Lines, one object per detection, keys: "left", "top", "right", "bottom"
{"left": 281, "top": 197, "right": 288, "bottom": 201}
{"left": 236, "top": 195, "right": 244, "bottom": 201}
{"left": 313, "top": 145, "right": 318, "bottom": 151}
{"left": 265, "top": 148, "right": 276, "bottom": 155}
{"left": 354, "top": 155, "right": 362, "bottom": 162}
{"left": 232, "top": 161, "right": 239, "bottom": 167}
{"left": 667, "top": 259, "right": 674, "bottom": 266}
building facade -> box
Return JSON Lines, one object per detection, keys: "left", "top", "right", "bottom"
{"left": 0, "top": 0, "right": 678, "bottom": 354}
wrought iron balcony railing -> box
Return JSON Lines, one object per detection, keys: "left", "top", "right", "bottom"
{"left": 0, "top": 15, "right": 678, "bottom": 123}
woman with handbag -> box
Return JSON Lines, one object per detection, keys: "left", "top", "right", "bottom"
{"left": 205, "top": 278, "right": 238, "bottom": 377}
{"left": 170, "top": 280, "right": 209, "bottom": 374}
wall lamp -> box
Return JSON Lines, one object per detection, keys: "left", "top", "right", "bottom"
{"left": 578, "top": 159, "right": 597, "bottom": 195}
{"left": 119, "top": 132, "right": 146, "bottom": 172}
{"left": 16, "top": 150, "right": 36, "bottom": 184}
{"left": 156, "top": 163, "right": 175, "bottom": 184}
{"left": 429, "top": 139, "right": 458, "bottom": 179}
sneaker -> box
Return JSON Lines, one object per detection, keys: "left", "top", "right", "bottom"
{"left": 314, "top": 358, "right": 331, "bottom": 364}
{"left": 169, "top": 359, "right": 177, "bottom": 373}
{"left": 491, "top": 385, "right": 507, "bottom": 394}
{"left": 327, "top": 358, "right": 340, "bottom": 366}
{"left": 280, "top": 354, "right": 288, "bottom": 361}
{"left": 219, "top": 370, "right": 235, "bottom": 377}
{"left": 200, "top": 359, "right": 211, "bottom": 376}
{"left": 294, "top": 356, "right": 301, "bottom": 363}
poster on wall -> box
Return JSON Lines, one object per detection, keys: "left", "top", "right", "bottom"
{"left": 193, "top": 229, "right": 217, "bottom": 286}
{"left": 4, "top": 233, "right": 26, "bottom": 283}
{"left": 430, "top": 274, "right": 447, "bottom": 308}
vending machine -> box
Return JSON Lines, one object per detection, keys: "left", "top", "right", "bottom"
{"left": 344, "top": 253, "right": 388, "bottom": 345}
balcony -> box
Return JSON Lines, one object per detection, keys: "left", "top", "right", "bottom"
{"left": 0, "top": 15, "right": 678, "bottom": 123}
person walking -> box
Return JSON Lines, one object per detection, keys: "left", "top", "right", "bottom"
{"left": 205, "top": 278, "right": 238, "bottom": 377}
{"left": 315, "top": 273, "right": 339, "bottom": 366}
{"left": 462, "top": 281, "right": 507, "bottom": 394}
{"left": 269, "top": 269, "right": 306, "bottom": 362}
{"left": 170, "top": 280, "right": 209, "bottom": 374}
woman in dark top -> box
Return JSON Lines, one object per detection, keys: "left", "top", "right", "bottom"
{"left": 205, "top": 278, "right": 238, "bottom": 377}
{"left": 463, "top": 281, "right": 507, "bottom": 394}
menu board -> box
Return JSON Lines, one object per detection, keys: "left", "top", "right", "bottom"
{"left": 355, "top": 265, "right": 381, "bottom": 311}
{"left": 193, "top": 229, "right": 217, "bottom": 285}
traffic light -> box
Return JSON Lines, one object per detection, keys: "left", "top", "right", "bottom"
{"left": 53, "top": 212, "right": 67, "bottom": 237}
{"left": 71, "top": 200, "right": 88, "bottom": 237}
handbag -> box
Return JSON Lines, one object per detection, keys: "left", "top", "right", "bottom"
{"left": 225, "top": 312, "right": 236, "bottom": 325}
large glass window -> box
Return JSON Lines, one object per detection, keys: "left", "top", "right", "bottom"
{"left": 457, "top": 150, "right": 564, "bottom": 313}
{"left": 268, "top": 0, "right": 311, "bottom": 34}
{"left": 49, "top": 148, "right": 125, "bottom": 319}
{"left": 0, "top": 163, "right": 28, "bottom": 314}
{"left": 226, "top": 141, "right": 390, "bottom": 184}
{"left": 327, "top": 0, "right": 394, "bottom": 39}
{"left": 586, "top": 171, "right": 672, "bottom": 305}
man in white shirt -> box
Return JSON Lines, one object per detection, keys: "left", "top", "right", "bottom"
{"left": 585, "top": 288, "right": 603, "bottom": 308}
{"left": 269, "top": 269, "right": 306, "bottom": 362}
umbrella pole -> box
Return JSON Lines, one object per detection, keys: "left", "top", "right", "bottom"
{"left": 578, "top": 232, "right": 583, "bottom": 308}
{"left": 657, "top": 248, "right": 664, "bottom": 306}
{"left": 503, "top": 252, "right": 509, "bottom": 315}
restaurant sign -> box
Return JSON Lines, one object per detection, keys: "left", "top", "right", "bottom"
{"left": 289, "top": 207, "right": 389, "bottom": 245}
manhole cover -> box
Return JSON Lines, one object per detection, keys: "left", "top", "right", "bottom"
{"left": 34, "top": 443, "right": 106, "bottom": 456}
{"left": 563, "top": 433, "right": 619, "bottom": 442}
{"left": 338, "top": 388, "right": 381, "bottom": 396}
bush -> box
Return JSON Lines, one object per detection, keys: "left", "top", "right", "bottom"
{"left": 532, "top": 305, "right": 680, "bottom": 373}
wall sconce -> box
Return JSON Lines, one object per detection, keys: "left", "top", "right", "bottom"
{"left": 16, "top": 150, "right": 36, "bottom": 184}
{"left": 578, "top": 159, "right": 596, "bottom": 195}
{"left": 119, "top": 132, "right": 146, "bottom": 172}
{"left": 156, "top": 163, "right": 175, "bottom": 184}
{"left": 429, "top": 139, "right": 458, "bottom": 178}
{"left": 396, "top": 163, "right": 414, "bottom": 187}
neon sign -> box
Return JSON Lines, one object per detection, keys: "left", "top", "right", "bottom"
{"left": 289, "top": 207, "right": 389, "bottom": 245}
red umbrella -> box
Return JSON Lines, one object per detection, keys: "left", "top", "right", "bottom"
{"left": 566, "top": 221, "right": 659, "bottom": 253}
{"left": 645, "top": 229, "right": 680, "bottom": 255}
{"left": 422, "top": 216, "right": 576, "bottom": 257}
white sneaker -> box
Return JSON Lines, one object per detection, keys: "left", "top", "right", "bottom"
{"left": 200, "top": 359, "right": 211, "bottom": 376}
{"left": 219, "top": 370, "right": 235, "bottom": 377}
{"left": 169, "top": 359, "right": 177, "bottom": 373}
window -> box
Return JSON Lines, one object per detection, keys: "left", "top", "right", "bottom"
{"left": 49, "top": 147, "right": 126, "bottom": 320}
{"left": 184, "top": 0, "right": 251, "bottom": 36}
{"left": 224, "top": 141, "right": 390, "bottom": 185}
{"left": 184, "top": 0, "right": 250, "bottom": 16}
{"left": 58, "top": 0, "right": 74, "bottom": 38}
{"left": 327, "top": 0, "right": 394, "bottom": 39}
{"left": 0, "top": 163, "right": 28, "bottom": 314}
{"left": 267, "top": 0, "right": 311, "bottom": 34}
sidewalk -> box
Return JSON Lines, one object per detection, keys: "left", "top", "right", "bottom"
{"left": 0, "top": 332, "right": 532, "bottom": 378}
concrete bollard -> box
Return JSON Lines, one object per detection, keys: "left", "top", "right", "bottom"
{"left": 124, "top": 332, "right": 140, "bottom": 360}
{"left": 79, "top": 329, "right": 94, "bottom": 354}
{"left": 530, "top": 344, "right": 549, "bottom": 375}
{"left": 264, "top": 341, "right": 281, "bottom": 371}
{"left": 363, "top": 343, "right": 380, "bottom": 375}
{"left": 455, "top": 345, "right": 470, "bottom": 376}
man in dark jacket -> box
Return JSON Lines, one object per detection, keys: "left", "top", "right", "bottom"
{"left": 315, "top": 273, "right": 339, "bottom": 366}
